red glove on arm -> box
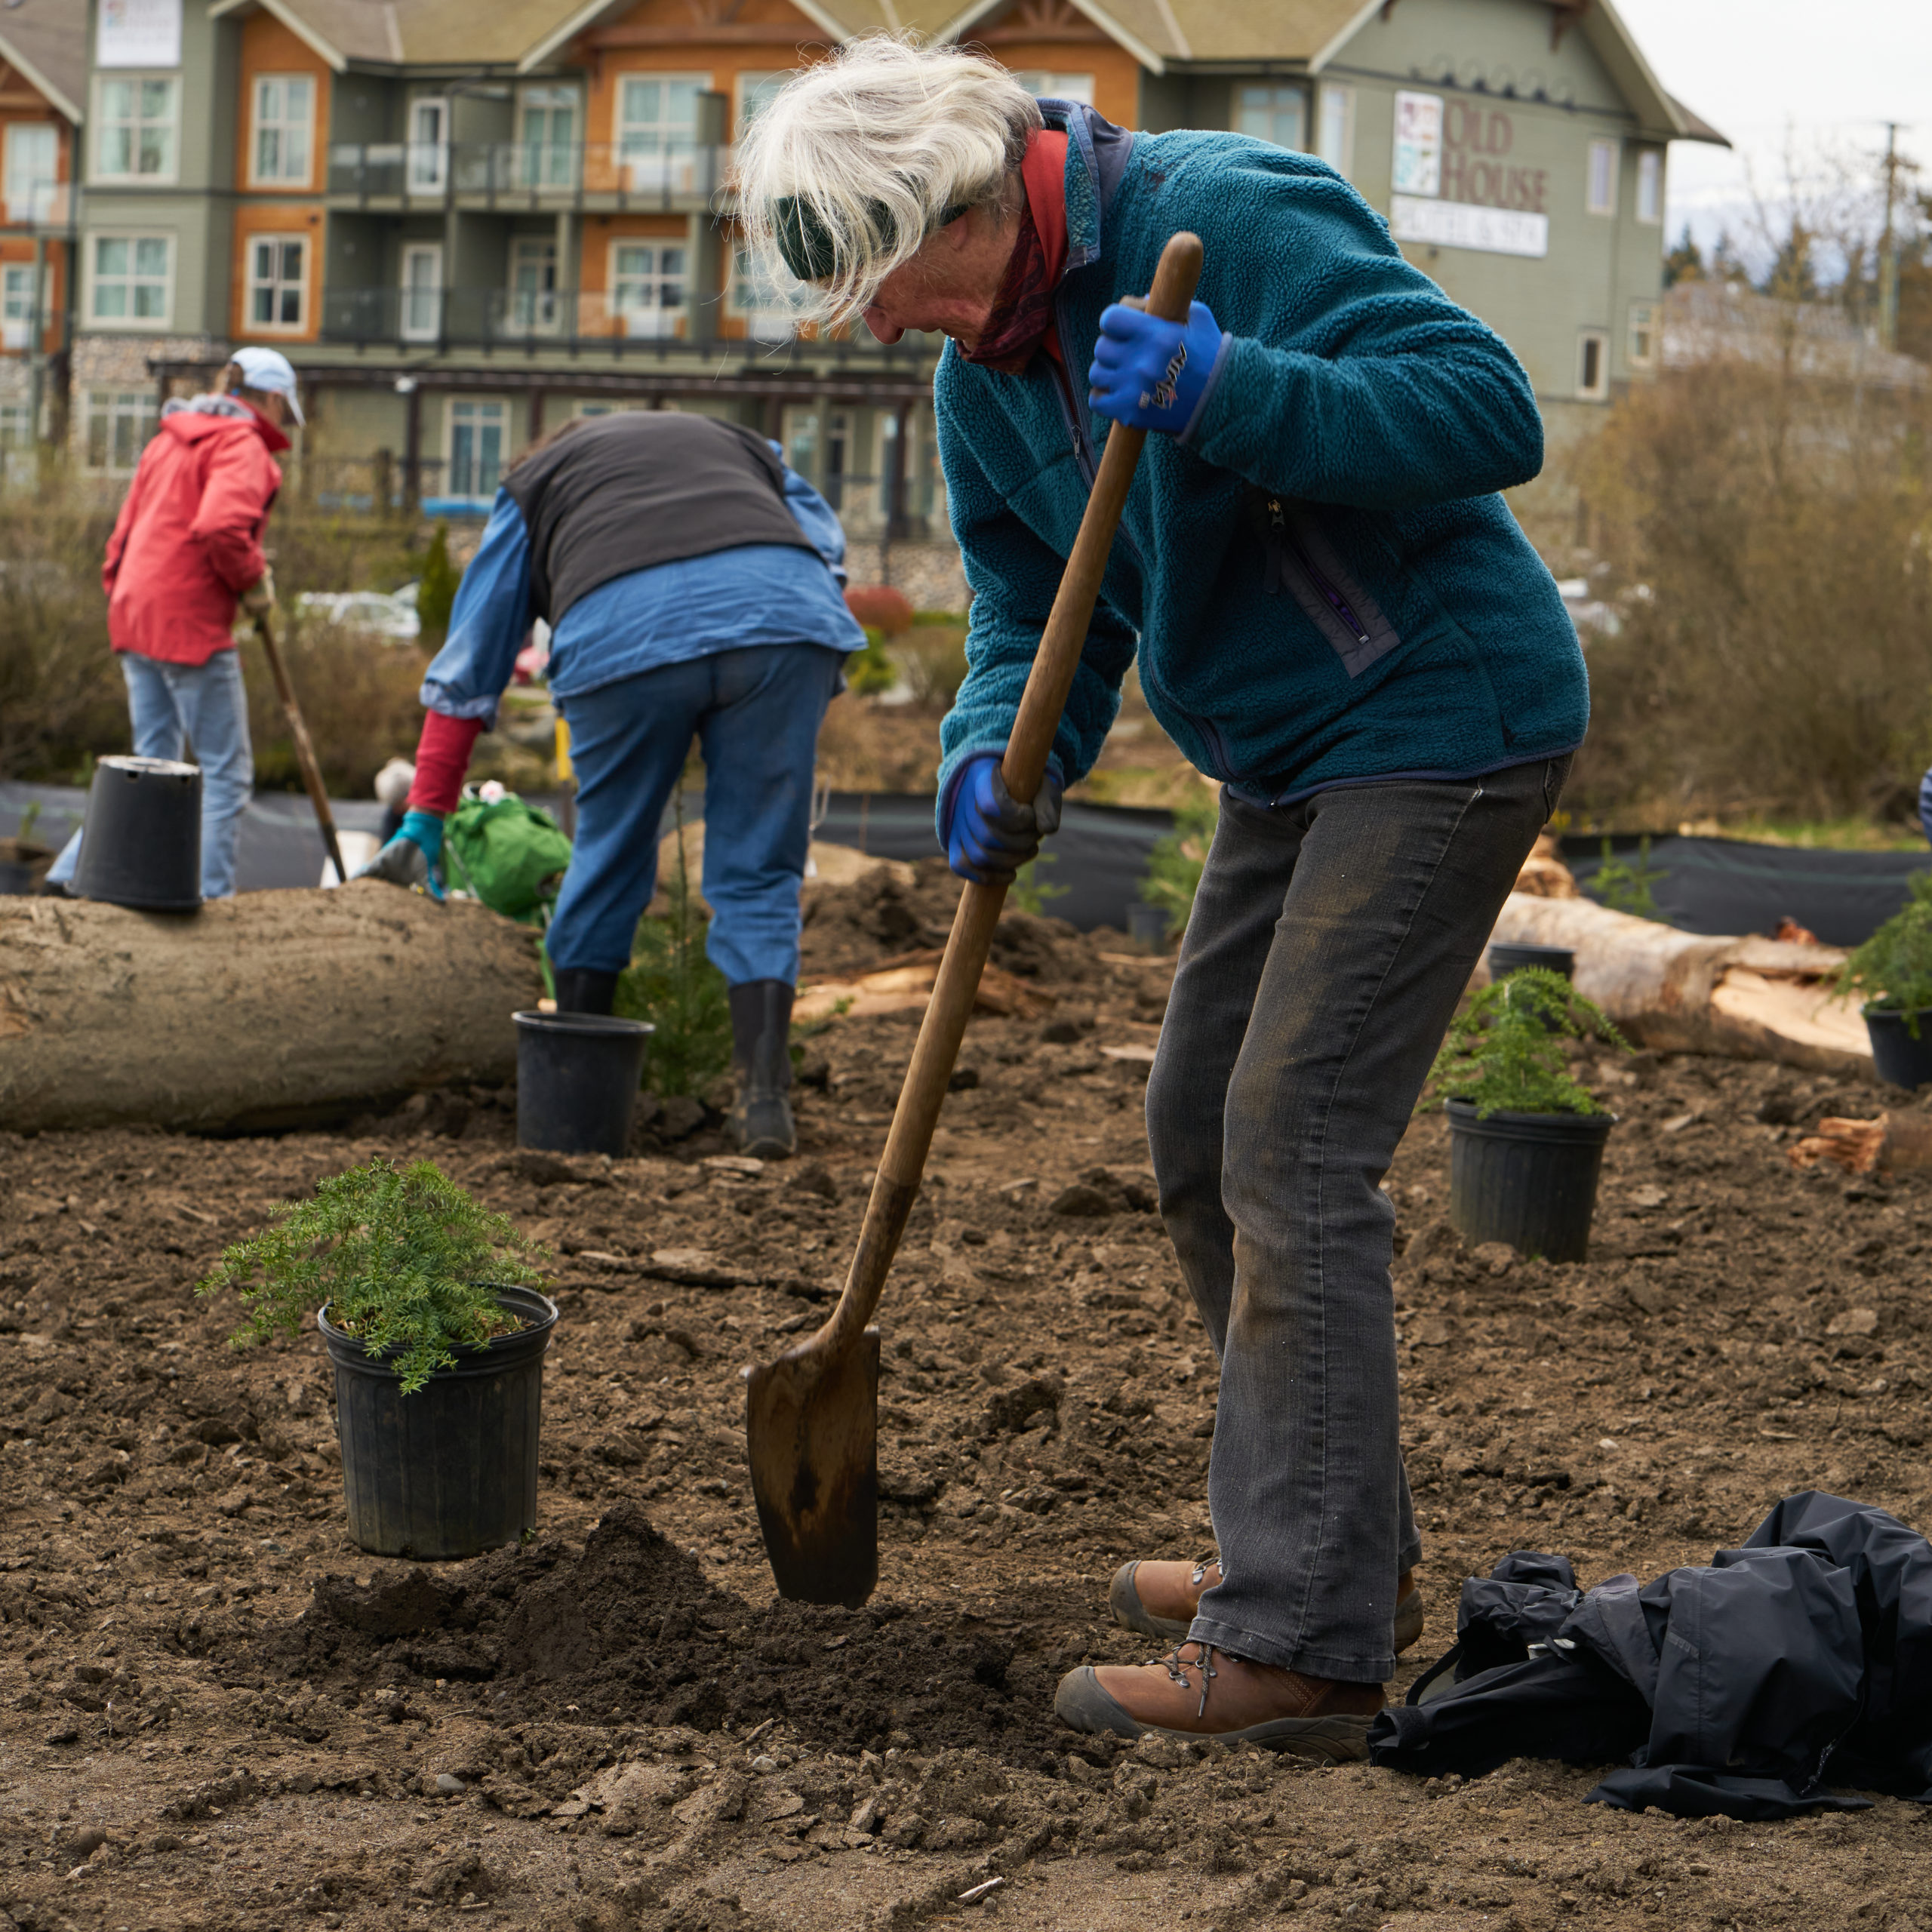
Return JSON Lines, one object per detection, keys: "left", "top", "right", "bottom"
{"left": 408, "top": 711, "right": 485, "bottom": 816}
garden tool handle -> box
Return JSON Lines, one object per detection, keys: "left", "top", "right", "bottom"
{"left": 256, "top": 606, "right": 349, "bottom": 888}
{"left": 815, "top": 232, "right": 1204, "bottom": 1355}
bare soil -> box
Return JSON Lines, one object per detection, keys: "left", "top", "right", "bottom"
{"left": 5, "top": 888, "right": 1932, "bottom": 1931}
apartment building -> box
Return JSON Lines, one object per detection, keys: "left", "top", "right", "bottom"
{"left": 69, "top": 0, "right": 1721, "bottom": 546}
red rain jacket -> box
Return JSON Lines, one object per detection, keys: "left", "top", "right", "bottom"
{"left": 102, "top": 403, "right": 288, "bottom": 666}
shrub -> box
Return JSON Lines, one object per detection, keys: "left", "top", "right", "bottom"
{"left": 897, "top": 620, "right": 970, "bottom": 706}
{"left": 843, "top": 583, "right": 915, "bottom": 635}
{"left": 239, "top": 617, "right": 427, "bottom": 798}
{"left": 1589, "top": 835, "right": 1667, "bottom": 921}
{"left": 198, "top": 1157, "right": 547, "bottom": 1394}
{"left": 1139, "top": 788, "right": 1219, "bottom": 936}
{"left": 846, "top": 626, "right": 897, "bottom": 697}
{"left": 1423, "top": 968, "right": 1629, "bottom": 1118}
{"left": 417, "top": 521, "right": 462, "bottom": 647}
{"left": 1837, "top": 872, "right": 1932, "bottom": 1033}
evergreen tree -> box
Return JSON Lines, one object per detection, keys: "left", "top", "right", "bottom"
{"left": 417, "top": 521, "right": 462, "bottom": 648}
{"left": 1663, "top": 226, "right": 1705, "bottom": 287}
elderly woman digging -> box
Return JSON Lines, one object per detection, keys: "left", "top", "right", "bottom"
{"left": 739, "top": 41, "right": 1587, "bottom": 1758}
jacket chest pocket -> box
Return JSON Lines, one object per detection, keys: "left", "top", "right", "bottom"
{"left": 1259, "top": 496, "right": 1401, "bottom": 678}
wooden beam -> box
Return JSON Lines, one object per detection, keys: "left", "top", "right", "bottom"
{"left": 586, "top": 23, "right": 835, "bottom": 46}
{"left": 1549, "top": 0, "right": 1590, "bottom": 52}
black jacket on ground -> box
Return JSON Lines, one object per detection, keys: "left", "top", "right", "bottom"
{"left": 1369, "top": 1492, "right": 1932, "bottom": 1819}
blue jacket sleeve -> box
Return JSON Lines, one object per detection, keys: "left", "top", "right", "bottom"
{"left": 1172, "top": 146, "right": 1546, "bottom": 509}
{"left": 777, "top": 451, "right": 850, "bottom": 586}
{"left": 932, "top": 355, "right": 1138, "bottom": 826}
{"left": 417, "top": 490, "right": 534, "bottom": 721}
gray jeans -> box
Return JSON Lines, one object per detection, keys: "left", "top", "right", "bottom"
{"left": 1144, "top": 755, "right": 1570, "bottom": 1682}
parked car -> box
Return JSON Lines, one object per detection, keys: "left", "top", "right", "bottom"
{"left": 294, "top": 589, "right": 422, "bottom": 643}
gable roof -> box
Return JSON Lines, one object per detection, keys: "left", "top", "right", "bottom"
{"left": 207, "top": 0, "right": 608, "bottom": 70}
{"left": 0, "top": 0, "right": 84, "bottom": 124}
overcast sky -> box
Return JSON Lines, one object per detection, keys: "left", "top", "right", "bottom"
{"left": 1614, "top": 0, "right": 1932, "bottom": 265}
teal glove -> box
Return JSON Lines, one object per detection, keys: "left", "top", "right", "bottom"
{"left": 356, "top": 808, "right": 445, "bottom": 900}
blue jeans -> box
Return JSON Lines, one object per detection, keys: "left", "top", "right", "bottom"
{"left": 47, "top": 651, "right": 255, "bottom": 899}
{"left": 1144, "top": 755, "right": 1569, "bottom": 1682}
{"left": 547, "top": 643, "right": 842, "bottom": 985}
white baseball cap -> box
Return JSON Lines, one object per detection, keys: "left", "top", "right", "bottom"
{"left": 229, "top": 345, "right": 305, "bottom": 426}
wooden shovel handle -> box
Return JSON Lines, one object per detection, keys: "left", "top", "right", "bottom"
{"left": 257, "top": 607, "right": 349, "bottom": 888}
{"left": 815, "top": 232, "right": 1204, "bottom": 1355}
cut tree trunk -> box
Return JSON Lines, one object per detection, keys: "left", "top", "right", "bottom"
{"left": 1790, "top": 1112, "right": 1932, "bottom": 1176}
{"left": 0, "top": 880, "right": 543, "bottom": 1133}
{"left": 1487, "top": 892, "right": 1871, "bottom": 1075}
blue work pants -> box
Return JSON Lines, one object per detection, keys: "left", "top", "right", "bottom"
{"left": 546, "top": 643, "right": 841, "bottom": 986}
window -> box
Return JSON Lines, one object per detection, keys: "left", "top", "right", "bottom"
{"left": 1577, "top": 328, "right": 1610, "bottom": 400}
{"left": 407, "top": 97, "right": 448, "bottom": 192}
{"left": 4, "top": 124, "right": 58, "bottom": 224}
{"left": 1635, "top": 147, "right": 1663, "bottom": 224}
{"left": 731, "top": 246, "right": 810, "bottom": 342}
{"left": 1317, "top": 84, "right": 1355, "bottom": 177}
{"left": 247, "top": 235, "right": 306, "bottom": 331}
{"left": 1586, "top": 138, "right": 1618, "bottom": 216}
{"left": 611, "top": 241, "right": 685, "bottom": 337}
{"left": 85, "top": 390, "right": 159, "bottom": 474}
{"left": 1628, "top": 301, "right": 1657, "bottom": 371}
{"left": 2, "top": 263, "right": 42, "bottom": 350}
{"left": 735, "top": 72, "right": 792, "bottom": 138}
{"left": 517, "top": 85, "right": 579, "bottom": 189}
{"left": 1006, "top": 71, "right": 1095, "bottom": 105}
{"left": 90, "top": 234, "right": 172, "bottom": 325}
{"left": 401, "top": 242, "right": 442, "bottom": 341}
{"left": 1235, "top": 85, "right": 1306, "bottom": 151}
{"left": 446, "top": 400, "right": 506, "bottom": 501}
{"left": 96, "top": 75, "right": 178, "bottom": 182}
{"left": 251, "top": 75, "right": 314, "bottom": 186}
{"left": 618, "top": 74, "right": 709, "bottom": 189}
{"left": 507, "top": 238, "right": 559, "bottom": 335}
{"left": 0, "top": 398, "right": 32, "bottom": 488}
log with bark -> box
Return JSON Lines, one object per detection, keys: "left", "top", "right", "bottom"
{"left": 0, "top": 881, "right": 543, "bottom": 1134}
{"left": 1487, "top": 892, "right": 1871, "bottom": 1075}
{"left": 1790, "top": 1112, "right": 1932, "bottom": 1176}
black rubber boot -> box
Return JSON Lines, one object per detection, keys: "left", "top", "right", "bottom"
{"left": 727, "top": 979, "right": 795, "bottom": 1159}
{"left": 552, "top": 968, "right": 618, "bottom": 1016}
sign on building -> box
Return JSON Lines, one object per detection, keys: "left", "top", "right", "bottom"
{"left": 1392, "top": 90, "right": 1442, "bottom": 197}
{"left": 97, "top": 0, "right": 182, "bottom": 69}
{"left": 1390, "top": 88, "right": 1549, "bottom": 259}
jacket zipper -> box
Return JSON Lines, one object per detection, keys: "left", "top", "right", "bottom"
{"left": 1269, "top": 497, "right": 1372, "bottom": 651}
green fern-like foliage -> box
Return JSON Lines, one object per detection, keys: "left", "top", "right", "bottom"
{"left": 1837, "top": 872, "right": 1932, "bottom": 1037}
{"left": 197, "top": 1158, "right": 547, "bottom": 1394}
{"left": 1140, "top": 789, "right": 1220, "bottom": 937}
{"left": 1423, "top": 967, "right": 1631, "bottom": 1118}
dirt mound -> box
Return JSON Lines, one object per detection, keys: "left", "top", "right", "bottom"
{"left": 271, "top": 1504, "right": 1054, "bottom": 1755}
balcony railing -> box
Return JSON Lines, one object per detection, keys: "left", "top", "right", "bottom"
{"left": 0, "top": 181, "right": 74, "bottom": 231}
{"left": 326, "top": 141, "right": 733, "bottom": 209}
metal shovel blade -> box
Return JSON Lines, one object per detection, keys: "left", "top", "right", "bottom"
{"left": 743, "top": 1324, "right": 880, "bottom": 1607}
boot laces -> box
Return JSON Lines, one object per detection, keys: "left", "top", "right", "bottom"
{"left": 1158, "top": 1641, "right": 1219, "bottom": 1718}
{"left": 1187, "top": 1553, "right": 1223, "bottom": 1590}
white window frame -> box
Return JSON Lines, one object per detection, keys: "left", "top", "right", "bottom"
{"left": 734, "top": 71, "right": 792, "bottom": 140}
{"left": 407, "top": 96, "right": 448, "bottom": 194}
{"left": 2, "top": 262, "right": 42, "bottom": 350}
{"left": 94, "top": 74, "right": 180, "bottom": 185}
{"left": 0, "top": 397, "right": 32, "bottom": 487}
{"left": 250, "top": 74, "right": 315, "bottom": 188}
{"left": 1234, "top": 83, "right": 1307, "bottom": 153}
{"left": 444, "top": 398, "right": 506, "bottom": 504}
{"left": 1635, "top": 147, "right": 1663, "bottom": 224}
{"left": 506, "top": 235, "right": 561, "bottom": 336}
{"left": 4, "top": 123, "right": 59, "bottom": 226}
{"left": 1627, "top": 300, "right": 1657, "bottom": 371}
{"left": 86, "top": 231, "right": 174, "bottom": 330}
{"left": 516, "top": 84, "right": 580, "bottom": 191}
{"left": 245, "top": 232, "right": 307, "bottom": 334}
{"left": 1577, "top": 328, "right": 1611, "bottom": 400}
{"left": 84, "top": 389, "right": 160, "bottom": 475}
{"left": 400, "top": 241, "right": 443, "bottom": 342}
{"left": 617, "top": 72, "right": 711, "bottom": 192}
{"left": 608, "top": 238, "right": 686, "bottom": 339}
{"left": 1005, "top": 69, "right": 1095, "bottom": 105}
{"left": 1586, "top": 137, "right": 1619, "bottom": 217}
{"left": 1317, "top": 83, "right": 1355, "bottom": 178}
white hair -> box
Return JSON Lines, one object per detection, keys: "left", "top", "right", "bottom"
{"left": 735, "top": 37, "right": 1042, "bottom": 325}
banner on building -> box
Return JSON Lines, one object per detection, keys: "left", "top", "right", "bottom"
{"left": 1392, "top": 91, "right": 1443, "bottom": 198}
{"left": 97, "top": 0, "right": 182, "bottom": 68}
{"left": 1391, "top": 194, "right": 1549, "bottom": 259}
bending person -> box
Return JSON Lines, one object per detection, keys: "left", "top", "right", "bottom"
{"left": 361, "top": 411, "right": 863, "bottom": 1158}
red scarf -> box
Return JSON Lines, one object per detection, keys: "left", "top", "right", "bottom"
{"left": 958, "top": 129, "right": 1069, "bottom": 374}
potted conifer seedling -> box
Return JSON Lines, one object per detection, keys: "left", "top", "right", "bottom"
{"left": 199, "top": 1157, "right": 556, "bottom": 1559}
{"left": 1423, "top": 968, "right": 1630, "bottom": 1263}
{"left": 1837, "top": 874, "right": 1932, "bottom": 1091}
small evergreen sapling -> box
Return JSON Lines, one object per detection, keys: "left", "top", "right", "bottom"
{"left": 1423, "top": 968, "right": 1631, "bottom": 1118}
{"left": 1139, "top": 789, "right": 1219, "bottom": 937}
{"left": 1838, "top": 872, "right": 1932, "bottom": 1038}
{"left": 198, "top": 1158, "right": 548, "bottom": 1394}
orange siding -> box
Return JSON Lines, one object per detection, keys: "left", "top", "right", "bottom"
{"left": 0, "top": 71, "right": 75, "bottom": 358}
{"left": 236, "top": 11, "right": 331, "bottom": 195}
{"left": 231, "top": 203, "right": 325, "bottom": 343}
{"left": 974, "top": 37, "right": 1143, "bottom": 128}
{"left": 0, "top": 235, "right": 66, "bottom": 356}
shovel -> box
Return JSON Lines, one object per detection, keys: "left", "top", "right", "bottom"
{"left": 746, "top": 230, "right": 1205, "bottom": 1607}
{"left": 254, "top": 603, "right": 349, "bottom": 888}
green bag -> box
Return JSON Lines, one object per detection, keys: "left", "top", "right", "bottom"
{"left": 441, "top": 789, "right": 573, "bottom": 925}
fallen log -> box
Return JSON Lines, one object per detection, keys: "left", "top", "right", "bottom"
{"left": 1487, "top": 892, "right": 1871, "bottom": 1075}
{"left": 1790, "top": 1112, "right": 1932, "bottom": 1176}
{"left": 0, "top": 880, "right": 543, "bottom": 1133}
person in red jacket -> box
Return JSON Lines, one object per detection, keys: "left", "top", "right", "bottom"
{"left": 45, "top": 346, "right": 299, "bottom": 900}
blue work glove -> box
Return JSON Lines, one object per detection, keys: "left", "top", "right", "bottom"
{"left": 940, "top": 752, "right": 1063, "bottom": 886}
{"left": 1087, "top": 299, "right": 1230, "bottom": 440}
{"left": 355, "top": 808, "right": 445, "bottom": 901}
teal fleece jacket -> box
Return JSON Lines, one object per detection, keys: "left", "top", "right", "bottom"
{"left": 934, "top": 104, "right": 1589, "bottom": 814}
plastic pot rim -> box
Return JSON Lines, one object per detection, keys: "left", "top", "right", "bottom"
{"left": 1444, "top": 1098, "right": 1618, "bottom": 1137}
{"left": 318, "top": 1281, "right": 558, "bottom": 1385}
{"left": 1861, "top": 1003, "right": 1932, "bottom": 1023}
{"left": 512, "top": 1009, "right": 655, "bottom": 1040}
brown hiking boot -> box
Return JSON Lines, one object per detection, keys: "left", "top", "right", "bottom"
{"left": 1110, "top": 1555, "right": 1426, "bottom": 1654}
{"left": 1055, "top": 1641, "right": 1383, "bottom": 1757}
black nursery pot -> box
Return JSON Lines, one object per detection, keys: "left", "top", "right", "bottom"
{"left": 514, "top": 1009, "right": 652, "bottom": 1157}
{"left": 321, "top": 1284, "right": 558, "bottom": 1559}
{"left": 75, "top": 755, "right": 203, "bottom": 912}
{"left": 1863, "top": 1008, "right": 1932, "bottom": 1091}
{"left": 1446, "top": 1100, "right": 1615, "bottom": 1264}
{"left": 1487, "top": 943, "right": 1575, "bottom": 982}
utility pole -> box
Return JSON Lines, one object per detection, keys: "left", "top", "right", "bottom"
{"left": 1878, "top": 121, "right": 1902, "bottom": 353}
